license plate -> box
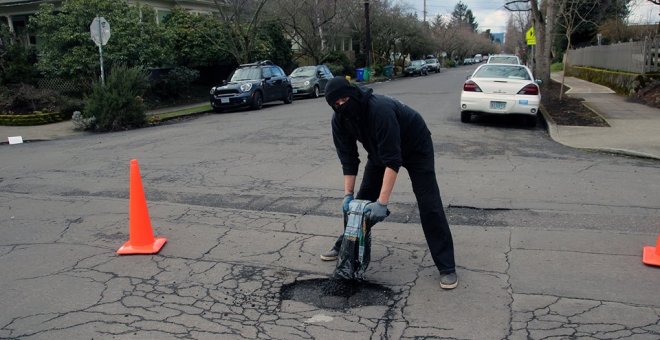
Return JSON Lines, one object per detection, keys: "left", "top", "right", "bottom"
{"left": 490, "top": 101, "right": 506, "bottom": 109}
{"left": 293, "top": 89, "right": 298, "bottom": 94}
{"left": 220, "top": 98, "right": 229, "bottom": 104}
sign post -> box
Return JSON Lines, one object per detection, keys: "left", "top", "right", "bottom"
{"left": 526, "top": 26, "right": 536, "bottom": 75}
{"left": 90, "top": 16, "right": 111, "bottom": 85}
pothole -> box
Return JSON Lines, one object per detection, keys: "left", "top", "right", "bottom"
{"left": 280, "top": 278, "right": 393, "bottom": 310}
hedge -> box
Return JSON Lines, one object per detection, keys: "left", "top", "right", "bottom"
{"left": 0, "top": 111, "right": 68, "bottom": 126}
{"left": 566, "top": 65, "right": 660, "bottom": 96}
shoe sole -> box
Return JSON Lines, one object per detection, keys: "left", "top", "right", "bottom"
{"left": 440, "top": 280, "right": 458, "bottom": 289}
{"left": 319, "top": 255, "right": 337, "bottom": 261}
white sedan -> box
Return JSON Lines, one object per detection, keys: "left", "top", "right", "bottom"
{"left": 460, "top": 63, "right": 541, "bottom": 126}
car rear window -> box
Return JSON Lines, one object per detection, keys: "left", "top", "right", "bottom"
{"left": 473, "top": 65, "right": 530, "bottom": 80}
{"left": 488, "top": 56, "right": 519, "bottom": 64}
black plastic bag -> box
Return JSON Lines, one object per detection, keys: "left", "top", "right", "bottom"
{"left": 333, "top": 199, "right": 376, "bottom": 281}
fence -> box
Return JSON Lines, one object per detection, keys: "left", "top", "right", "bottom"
{"left": 567, "top": 37, "right": 659, "bottom": 74}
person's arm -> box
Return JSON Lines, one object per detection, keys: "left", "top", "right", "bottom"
{"left": 344, "top": 175, "right": 356, "bottom": 195}
{"left": 378, "top": 167, "right": 398, "bottom": 204}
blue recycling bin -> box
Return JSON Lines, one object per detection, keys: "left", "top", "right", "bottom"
{"left": 356, "top": 68, "right": 365, "bottom": 81}
{"left": 383, "top": 65, "right": 394, "bottom": 78}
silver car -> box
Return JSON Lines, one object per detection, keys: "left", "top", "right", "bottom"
{"left": 290, "top": 65, "right": 334, "bottom": 98}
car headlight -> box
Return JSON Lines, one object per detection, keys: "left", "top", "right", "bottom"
{"left": 210, "top": 87, "right": 215, "bottom": 94}
{"left": 240, "top": 83, "right": 253, "bottom": 92}
{"left": 304, "top": 80, "right": 310, "bottom": 86}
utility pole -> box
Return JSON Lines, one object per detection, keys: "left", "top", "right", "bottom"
{"left": 364, "top": 0, "right": 371, "bottom": 69}
{"left": 423, "top": 0, "right": 427, "bottom": 23}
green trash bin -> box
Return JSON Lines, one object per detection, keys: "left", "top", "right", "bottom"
{"left": 363, "top": 68, "right": 370, "bottom": 81}
{"left": 383, "top": 65, "right": 394, "bottom": 78}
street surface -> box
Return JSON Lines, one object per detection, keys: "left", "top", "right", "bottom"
{"left": 1, "top": 67, "right": 659, "bottom": 339}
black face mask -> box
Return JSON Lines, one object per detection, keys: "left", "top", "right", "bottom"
{"left": 335, "top": 97, "right": 361, "bottom": 117}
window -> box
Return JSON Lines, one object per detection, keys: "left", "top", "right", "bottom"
{"left": 262, "top": 67, "right": 272, "bottom": 78}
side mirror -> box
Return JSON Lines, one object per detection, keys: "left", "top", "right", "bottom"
{"left": 466, "top": 75, "right": 471, "bottom": 80}
{"left": 535, "top": 79, "right": 543, "bottom": 85}
{"left": 222, "top": 80, "right": 228, "bottom": 85}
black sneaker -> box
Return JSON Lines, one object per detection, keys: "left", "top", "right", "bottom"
{"left": 320, "top": 248, "right": 339, "bottom": 261}
{"left": 440, "top": 272, "right": 458, "bottom": 289}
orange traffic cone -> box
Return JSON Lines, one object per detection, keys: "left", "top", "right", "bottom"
{"left": 642, "top": 231, "right": 660, "bottom": 267}
{"left": 117, "top": 159, "right": 167, "bottom": 255}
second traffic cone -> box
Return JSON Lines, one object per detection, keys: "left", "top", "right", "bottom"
{"left": 642, "top": 231, "right": 660, "bottom": 267}
{"left": 117, "top": 159, "right": 167, "bottom": 255}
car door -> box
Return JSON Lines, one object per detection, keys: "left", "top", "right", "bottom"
{"left": 272, "top": 66, "right": 287, "bottom": 98}
{"left": 262, "top": 66, "right": 275, "bottom": 101}
{"left": 317, "top": 66, "right": 329, "bottom": 93}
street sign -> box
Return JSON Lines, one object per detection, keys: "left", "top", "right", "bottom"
{"left": 526, "top": 26, "right": 536, "bottom": 46}
{"left": 90, "top": 16, "right": 110, "bottom": 47}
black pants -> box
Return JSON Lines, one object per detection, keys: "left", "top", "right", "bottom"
{"left": 332, "top": 137, "right": 456, "bottom": 274}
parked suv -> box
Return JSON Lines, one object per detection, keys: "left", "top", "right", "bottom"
{"left": 209, "top": 60, "right": 293, "bottom": 112}
{"left": 424, "top": 57, "right": 441, "bottom": 73}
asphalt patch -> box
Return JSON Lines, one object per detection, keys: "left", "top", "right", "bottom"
{"left": 280, "top": 278, "right": 393, "bottom": 310}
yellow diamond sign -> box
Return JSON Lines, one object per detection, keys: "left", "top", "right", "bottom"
{"left": 526, "top": 26, "right": 536, "bottom": 46}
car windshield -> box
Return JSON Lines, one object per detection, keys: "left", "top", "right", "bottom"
{"left": 473, "top": 65, "right": 530, "bottom": 80}
{"left": 489, "top": 56, "right": 519, "bottom": 64}
{"left": 230, "top": 67, "right": 261, "bottom": 81}
{"left": 411, "top": 60, "right": 423, "bottom": 66}
{"left": 425, "top": 59, "right": 437, "bottom": 64}
{"left": 290, "top": 67, "right": 316, "bottom": 77}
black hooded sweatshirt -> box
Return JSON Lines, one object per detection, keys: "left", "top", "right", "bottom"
{"left": 331, "top": 85, "right": 431, "bottom": 176}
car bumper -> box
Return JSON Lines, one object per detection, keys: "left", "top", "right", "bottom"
{"left": 210, "top": 92, "right": 253, "bottom": 109}
{"left": 292, "top": 85, "right": 314, "bottom": 97}
{"left": 460, "top": 92, "right": 540, "bottom": 116}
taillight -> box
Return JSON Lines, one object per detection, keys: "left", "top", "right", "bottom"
{"left": 463, "top": 80, "right": 482, "bottom": 92}
{"left": 518, "top": 84, "right": 539, "bottom": 95}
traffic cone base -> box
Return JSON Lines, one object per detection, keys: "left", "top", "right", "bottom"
{"left": 642, "top": 246, "right": 660, "bottom": 267}
{"left": 117, "top": 236, "right": 167, "bottom": 255}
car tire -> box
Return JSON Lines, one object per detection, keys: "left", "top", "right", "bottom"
{"left": 311, "top": 85, "right": 320, "bottom": 98}
{"left": 461, "top": 111, "right": 471, "bottom": 123}
{"left": 283, "top": 88, "right": 293, "bottom": 104}
{"left": 251, "top": 91, "right": 263, "bottom": 110}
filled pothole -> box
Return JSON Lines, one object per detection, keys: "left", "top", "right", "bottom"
{"left": 280, "top": 278, "right": 393, "bottom": 310}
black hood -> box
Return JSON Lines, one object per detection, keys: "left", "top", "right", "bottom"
{"left": 324, "top": 77, "right": 363, "bottom": 106}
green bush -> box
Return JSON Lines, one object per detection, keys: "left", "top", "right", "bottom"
{"left": 149, "top": 66, "right": 200, "bottom": 99}
{"left": 83, "top": 64, "right": 149, "bottom": 131}
{"left": 323, "top": 51, "right": 353, "bottom": 77}
{"left": 550, "top": 63, "right": 564, "bottom": 72}
{"left": 0, "top": 83, "right": 59, "bottom": 114}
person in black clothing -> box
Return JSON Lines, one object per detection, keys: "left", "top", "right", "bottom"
{"left": 320, "top": 76, "right": 458, "bottom": 289}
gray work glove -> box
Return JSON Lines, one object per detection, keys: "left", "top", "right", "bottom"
{"left": 365, "top": 200, "right": 389, "bottom": 223}
{"left": 342, "top": 193, "right": 354, "bottom": 214}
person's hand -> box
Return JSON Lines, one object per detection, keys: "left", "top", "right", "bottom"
{"left": 342, "top": 193, "right": 354, "bottom": 214}
{"left": 365, "top": 201, "right": 389, "bottom": 223}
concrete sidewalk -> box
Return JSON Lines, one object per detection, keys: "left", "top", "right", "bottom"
{"left": 543, "top": 72, "right": 660, "bottom": 160}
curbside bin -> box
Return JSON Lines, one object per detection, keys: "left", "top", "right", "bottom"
{"left": 363, "top": 68, "right": 370, "bottom": 81}
{"left": 356, "top": 68, "right": 365, "bottom": 81}
{"left": 383, "top": 65, "right": 394, "bottom": 78}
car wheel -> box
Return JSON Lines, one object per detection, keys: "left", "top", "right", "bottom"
{"left": 251, "top": 91, "right": 263, "bottom": 110}
{"left": 283, "top": 88, "right": 293, "bottom": 104}
{"left": 311, "top": 85, "right": 320, "bottom": 98}
{"left": 461, "top": 111, "right": 471, "bottom": 123}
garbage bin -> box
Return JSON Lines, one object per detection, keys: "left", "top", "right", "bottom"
{"left": 383, "top": 65, "right": 394, "bottom": 78}
{"left": 363, "top": 68, "right": 370, "bottom": 81}
{"left": 356, "top": 68, "right": 365, "bottom": 81}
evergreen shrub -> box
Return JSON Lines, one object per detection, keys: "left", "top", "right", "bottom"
{"left": 83, "top": 64, "right": 149, "bottom": 131}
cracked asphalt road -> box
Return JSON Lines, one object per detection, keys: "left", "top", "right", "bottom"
{"left": 1, "top": 68, "right": 659, "bottom": 339}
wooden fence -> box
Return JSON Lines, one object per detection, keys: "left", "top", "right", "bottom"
{"left": 567, "top": 36, "right": 659, "bottom": 74}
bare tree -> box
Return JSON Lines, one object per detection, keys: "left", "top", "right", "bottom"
{"left": 505, "top": 0, "right": 558, "bottom": 87}
{"left": 557, "top": 0, "right": 598, "bottom": 99}
{"left": 212, "top": 0, "right": 270, "bottom": 64}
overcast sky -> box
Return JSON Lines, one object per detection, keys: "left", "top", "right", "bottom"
{"left": 401, "top": 0, "right": 660, "bottom": 33}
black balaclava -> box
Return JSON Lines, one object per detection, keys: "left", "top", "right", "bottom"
{"left": 324, "top": 77, "right": 363, "bottom": 116}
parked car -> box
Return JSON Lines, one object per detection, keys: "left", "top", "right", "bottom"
{"left": 487, "top": 54, "right": 521, "bottom": 65}
{"left": 424, "top": 58, "right": 441, "bottom": 73}
{"left": 460, "top": 63, "right": 542, "bottom": 126}
{"left": 289, "top": 65, "right": 334, "bottom": 98}
{"left": 404, "top": 60, "right": 429, "bottom": 76}
{"left": 462, "top": 58, "right": 474, "bottom": 65}
{"left": 209, "top": 60, "right": 293, "bottom": 112}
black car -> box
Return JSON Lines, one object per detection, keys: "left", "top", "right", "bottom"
{"left": 290, "top": 65, "right": 334, "bottom": 98}
{"left": 210, "top": 60, "right": 293, "bottom": 112}
{"left": 404, "top": 60, "right": 429, "bottom": 76}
